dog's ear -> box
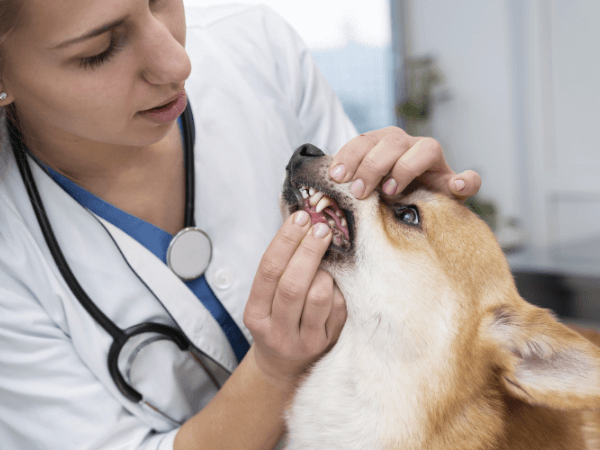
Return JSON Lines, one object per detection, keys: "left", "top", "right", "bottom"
{"left": 483, "top": 303, "right": 600, "bottom": 410}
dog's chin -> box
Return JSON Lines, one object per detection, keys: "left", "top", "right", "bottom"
{"left": 281, "top": 176, "right": 356, "bottom": 264}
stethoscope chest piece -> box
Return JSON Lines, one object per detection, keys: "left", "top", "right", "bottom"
{"left": 167, "top": 227, "right": 212, "bottom": 281}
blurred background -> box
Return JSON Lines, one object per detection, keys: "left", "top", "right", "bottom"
{"left": 186, "top": 0, "right": 600, "bottom": 329}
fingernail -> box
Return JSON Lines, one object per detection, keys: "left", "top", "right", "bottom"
{"left": 313, "top": 222, "right": 330, "bottom": 238}
{"left": 454, "top": 179, "right": 466, "bottom": 191}
{"left": 330, "top": 164, "right": 346, "bottom": 181}
{"left": 294, "top": 210, "right": 309, "bottom": 226}
{"left": 383, "top": 178, "right": 397, "bottom": 195}
{"left": 350, "top": 179, "right": 365, "bottom": 198}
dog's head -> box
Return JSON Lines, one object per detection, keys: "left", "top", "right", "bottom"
{"left": 281, "top": 144, "right": 600, "bottom": 447}
{"left": 280, "top": 144, "right": 516, "bottom": 317}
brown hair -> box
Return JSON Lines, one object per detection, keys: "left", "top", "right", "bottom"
{"left": 0, "top": 0, "right": 29, "bottom": 133}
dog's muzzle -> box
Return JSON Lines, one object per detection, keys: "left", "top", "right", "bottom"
{"left": 282, "top": 144, "right": 356, "bottom": 259}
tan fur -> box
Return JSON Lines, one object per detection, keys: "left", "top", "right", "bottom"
{"left": 281, "top": 154, "right": 600, "bottom": 450}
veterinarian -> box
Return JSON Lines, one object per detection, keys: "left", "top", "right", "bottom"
{"left": 0, "top": 1, "right": 481, "bottom": 449}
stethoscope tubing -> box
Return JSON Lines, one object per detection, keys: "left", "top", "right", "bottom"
{"left": 9, "top": 106, "right": 211, "bottom": 403}
{"left": 182, "top": 103, "right": 196, "bottom": 228}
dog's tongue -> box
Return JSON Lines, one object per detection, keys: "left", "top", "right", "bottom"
{"left": 303, "top": 197, "right": 349, "bottom": 240}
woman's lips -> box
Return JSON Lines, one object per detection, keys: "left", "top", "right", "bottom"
{"left": 142, "top": 89, "right": 185, "bottom": 112}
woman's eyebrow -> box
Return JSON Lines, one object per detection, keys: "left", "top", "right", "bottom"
{"left": 51, "top": 15, "right": 130, "bottom": 50}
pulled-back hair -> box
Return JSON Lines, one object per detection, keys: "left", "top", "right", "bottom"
{"left": 0, "top": 0, "right": 29, "bottom": 134}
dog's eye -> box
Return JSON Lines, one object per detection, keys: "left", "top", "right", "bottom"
{"left": 395, "top": 206, "right": 419, "bottom": 225}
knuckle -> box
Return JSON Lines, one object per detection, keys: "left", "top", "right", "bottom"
{"left": 358, "top": 155, "right": 384, "bottom": 176}
{"left": 277, "top": 279, "right": 304, "bottom": 303}
{"left": 278, "top": 226, "right": 302, "bottom": 247}
{"left": 421, "top": 137, "right": 442, "bottom": 159}
{"left": 394, "top": 157, "right": 418, "bottom": 179}
{"left": 307, "top": 290, "right": 332, "bottom": 310}
{"left": 259, "top": 257, "right": 283, "bottom": 283}
{"left": 384, "top": 132, "right": 411, "bottom": 152}
{"left": 242, "top": 310, "right": 254, "bottom": 328}
{"left": 381, "top": 125, "right": 405, "bottom": 137}
{"left": 245, "top": 316, "right": 267, "bottom": 339}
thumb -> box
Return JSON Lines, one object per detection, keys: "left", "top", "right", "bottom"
{"left": 448, "top": 170, "right": 481, "bottom": 202}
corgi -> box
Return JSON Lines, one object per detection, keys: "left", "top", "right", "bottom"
{"left": 278, "top": 143, "right": 600, "bottom": 450}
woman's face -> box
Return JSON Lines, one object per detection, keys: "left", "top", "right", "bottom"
{"left": 2, "top": 0, "right": 191, "bottom": 154}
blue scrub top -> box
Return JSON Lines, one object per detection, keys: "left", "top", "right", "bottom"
{"left": 37, "top": 110, "right": 249, "bottom": 363}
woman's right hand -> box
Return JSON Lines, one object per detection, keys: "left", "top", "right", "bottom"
{"left": 243, "top": 210, "right": 347, "bottom": 386}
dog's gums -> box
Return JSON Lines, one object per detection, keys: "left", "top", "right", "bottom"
{"left": 296, "top": 185, "right": 350, "bottom": 249}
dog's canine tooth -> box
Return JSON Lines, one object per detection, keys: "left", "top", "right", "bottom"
{"left": 315, "top": 196, "right": 331, "bottom": 213}
{"left": 341, "top": 217, "right": 347, "bottom": 227}
{"left": 309, "top": 187, "right": 316, "bottom": 196}
{"left": 310, "top": 191, "right": 325, "bottom": 206}
{"left": 301, "top": 189, "right": 309, "bottom": 199}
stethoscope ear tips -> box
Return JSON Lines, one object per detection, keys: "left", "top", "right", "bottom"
{"left": 167, "top": 227, "right": 212, "bottom": 281}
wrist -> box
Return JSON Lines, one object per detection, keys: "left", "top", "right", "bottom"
{"left": 246, "top": 345, "right": 298, "bottom": 394}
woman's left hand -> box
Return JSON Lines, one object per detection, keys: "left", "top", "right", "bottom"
{"left": 329, "top": 126, "right": 481, "bottom": 202}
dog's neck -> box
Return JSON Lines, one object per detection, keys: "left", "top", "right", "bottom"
{"left": 329, "top": 256, "right": 470, "bottom": 447}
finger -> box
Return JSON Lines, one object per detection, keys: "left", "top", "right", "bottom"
{"left": 244, "top": 211, "right": 311, "bottom": 324}
{"left": 448, "top": 170, "right": 482, "bottom": 202}
{"left": 329, "top": 127, "right": 420, "bottom": 185}
{"left": 349, "top": 132, "right": 414, "bottom": 199}
{"left": 271, "top": 224, "right": 332, "bottom": 336}
{"left": 324, "top": 282, "right": 347, "bottom": 348}
{"left": 386, "top": 137, "right": 452, "bottom": 195}
{"left": 299, "top": 270, "right": 334, "bottom": 342}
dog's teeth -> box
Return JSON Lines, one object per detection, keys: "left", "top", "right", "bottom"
{"left": 309, "top": 187, "right": 316, "bottom": 196}
{"left": 341, "top": 218, "right": 347, "bottom": 227}
{"left": 301, "top": 189, "right": 309, "bottom": 199}
{"left": 336, "top": 211, "right": 342, "bottom": 218}
{"left": 309, "top": 191, "right": 325, "bottom": 206}
{"left": 315, "top": 196, "right": 331, "bottom": 213}
{"left": 328, "top": 218, "right": 335, "bottom": 227}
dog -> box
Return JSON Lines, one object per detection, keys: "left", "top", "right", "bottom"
{"left": 278, "top": 143, "right": 600, "bottom": 450}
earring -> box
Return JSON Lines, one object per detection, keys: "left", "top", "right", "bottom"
{"left": 0, "top": 92, "right": 7, "bottom": 101}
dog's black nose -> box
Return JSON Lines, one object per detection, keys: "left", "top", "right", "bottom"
{"left": 286, "top": 143, "right": 326, "bottom": 173}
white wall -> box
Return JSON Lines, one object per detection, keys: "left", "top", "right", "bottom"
{"left": 183, "top": 0, "right": 391, "bottom": 49}
{"left": 408, "top": 0, "right": 519, "bottom": 221}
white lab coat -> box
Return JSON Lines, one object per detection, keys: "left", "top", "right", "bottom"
{"left": 0, "top": 4, "right": 357, "bottom": 449}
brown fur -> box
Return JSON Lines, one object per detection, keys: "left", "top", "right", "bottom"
{"left": 281, "top": 151, "right": 600, "bottom": 449}
{"left": 382, "top": 187, "right": 600, "bottom": 449}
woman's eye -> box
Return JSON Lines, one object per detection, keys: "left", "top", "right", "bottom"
{"left": 79, "top": 34, "right": 126, "bottom": 71}
{"left": 78, "top": 0, "right": 164, "bottom": 70}
{"left": 395, "top": 206, "right": 419, "bottom": 225}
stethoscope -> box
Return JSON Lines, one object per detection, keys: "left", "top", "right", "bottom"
{"left": 9, "top": 104, "right": 221, "bottom": 423}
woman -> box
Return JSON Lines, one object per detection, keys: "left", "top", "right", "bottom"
{"left": 0, "top": 0, "right": 480, "bottom": 449}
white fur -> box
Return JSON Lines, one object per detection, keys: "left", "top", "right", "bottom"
{"left": 283, "top": 184, "right": 462, "bottom": 450}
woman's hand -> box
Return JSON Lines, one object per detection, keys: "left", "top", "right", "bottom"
{"left": 329, "top": 126, "right": 482, "bottom": 202}
{"left": 243, "top": 211, "right": 346, "bottom": 386}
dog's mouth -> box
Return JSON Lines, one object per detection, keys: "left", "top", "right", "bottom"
{"left": 285, "top": 180, "right": 355, "bottom": 257}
